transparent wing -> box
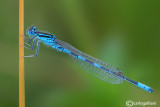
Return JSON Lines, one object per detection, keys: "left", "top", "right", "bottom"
{"left": 56, "top": 39, "right": 124, "bottom": 84}
{"left": 70, "top": 55, "right": 123, "bottom": 84}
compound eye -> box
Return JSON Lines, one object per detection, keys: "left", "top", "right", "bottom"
{"left": 32, "top": 26, "right": 37, "bottom": 31}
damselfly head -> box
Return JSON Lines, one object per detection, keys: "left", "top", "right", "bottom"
{"left": 27, "top": 26, "right": 37, "bottom": 36}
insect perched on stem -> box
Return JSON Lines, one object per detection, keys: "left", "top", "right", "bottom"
{"left": 22, "top": 26, "right": 153, "bottom": 93}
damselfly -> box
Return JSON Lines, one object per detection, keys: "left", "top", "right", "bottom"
{"left": 22, "top": 26, "right": 153, "bottom": 93}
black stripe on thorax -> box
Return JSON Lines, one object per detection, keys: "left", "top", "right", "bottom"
{"left": 37, "top": 32, "right": 52, "bottom": 38}
{"left": 38, "top": 35, "right": 51, "bottom": 38}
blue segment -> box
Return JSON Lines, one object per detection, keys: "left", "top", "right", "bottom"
{"left": 94, "top": 63, "right": 101, "bottom": 68}
{"left": 56, "top": 46, "right": 63, "bottom": 52}
{"left": 124, "top": 77, "right": 153, "bottom": 93}
{"left": 63, "top": 49, "right": 71, "bottom": 54}
{"left": 137, "top": 82, "right": 153, "bottom": 93}
{"left": 38, "top": 33, "right": 43, "bottom": 35}
{"left": 78, "top": 55, "right": 85, "bottom": 61}
{"left": 45, "top": 41, "right": 53, "bottom": 46}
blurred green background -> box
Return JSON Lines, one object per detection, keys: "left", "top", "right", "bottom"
{"left": 0, "top": 0, "right": 160, "bottom": 107}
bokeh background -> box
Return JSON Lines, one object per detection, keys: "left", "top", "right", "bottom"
{"left": 0, "top": 0, "right": 160, "bottom": 107}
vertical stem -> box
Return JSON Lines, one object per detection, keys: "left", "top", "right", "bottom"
{"left": 19, "top": 0, "right": 25, "bottom": 107}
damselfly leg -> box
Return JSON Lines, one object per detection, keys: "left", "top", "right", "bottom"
{"left": 23, "top": 40, "right": 40, "bottom": 57}
{"left": 19, "top": 34, "right": 40, "bottom": 57}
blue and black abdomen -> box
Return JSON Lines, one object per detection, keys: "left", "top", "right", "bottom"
{"left": 55, "top": 39, "right": 124, "bottom": 84}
